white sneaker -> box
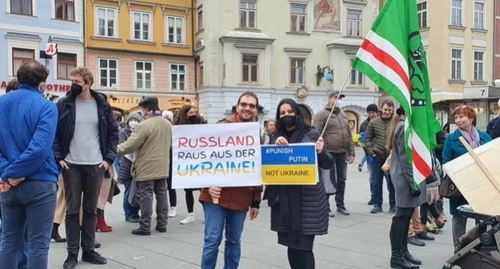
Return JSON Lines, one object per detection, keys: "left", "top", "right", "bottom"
{"left": 168, "top": 207, "right": 177, "bottom": 218}
{"left": 180, "top": 214, "right": 195, "bottom": 224}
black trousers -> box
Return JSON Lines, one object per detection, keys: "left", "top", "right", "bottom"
{"left": 62, "top": 163, "right": 104, "bottom": 254}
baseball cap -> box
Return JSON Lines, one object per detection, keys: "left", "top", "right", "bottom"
{"left": 328, "top": 91, "right": 345, "bottom": 98}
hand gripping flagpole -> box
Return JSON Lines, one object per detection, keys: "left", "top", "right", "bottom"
{"left": 320, "top": 67, "right": 353, "bottom": 138}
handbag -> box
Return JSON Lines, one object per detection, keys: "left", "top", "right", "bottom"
{"left": 438, "top": 174, "right": 462, "bottom": 198}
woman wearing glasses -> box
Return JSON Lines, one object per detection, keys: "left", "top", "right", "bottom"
{"left": 442, "top": 105, "right": 491, "bottom": 249}
{"left": 264, "top": 98, "right": 333, "bottom": 269}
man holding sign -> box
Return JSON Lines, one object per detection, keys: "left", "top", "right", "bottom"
{"left": 198, "top": 92, "right": 263, "bottom": 269}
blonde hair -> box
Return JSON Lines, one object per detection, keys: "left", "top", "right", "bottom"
{"left": 69, "top": 66, "right": 94, "bottom": 86}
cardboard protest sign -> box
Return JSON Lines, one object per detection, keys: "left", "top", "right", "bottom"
{"left": 443, "top": 138, "right": 500, "bottom": 215}
{"left": 261, "top": 143, "right": 318, "bottom": 185}
{"left": 172, "top": 122, "right": 262, "bottom": 189}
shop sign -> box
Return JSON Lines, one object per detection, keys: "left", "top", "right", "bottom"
{"left": 108, "top": 96, "right": 142, "bottom": 106}
{"left": 168, "top": 98, "right": 192, "bottom": 108}
{"left": 0, "top": 81, "right": 70, "bottom": 92}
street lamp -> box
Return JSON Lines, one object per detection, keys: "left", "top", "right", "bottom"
{"left": 316, "top": 65, "right": 333, "bottom": 86}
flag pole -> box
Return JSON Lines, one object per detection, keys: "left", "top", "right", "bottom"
{"left": 320, "top": 67, "right": 353, "bottom": 138}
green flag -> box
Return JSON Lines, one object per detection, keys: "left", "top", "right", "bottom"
{"left": 351, "top": 0, "right": 441, "bottom": 183}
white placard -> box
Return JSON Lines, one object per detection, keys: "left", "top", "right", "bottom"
{"left": 172, "top": 122, "right": 262, "bottom": 189}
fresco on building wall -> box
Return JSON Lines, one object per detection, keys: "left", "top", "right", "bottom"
{"left": 314, "top": 0, "right": 340, "bottom": 31}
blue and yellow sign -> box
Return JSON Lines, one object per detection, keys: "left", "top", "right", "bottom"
{"left": 261, "top": 143, "right": 317, "bottom": 185}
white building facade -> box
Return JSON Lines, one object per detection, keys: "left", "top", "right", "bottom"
{"left": 195, "top": 0, "right": 380, "bottom": 131}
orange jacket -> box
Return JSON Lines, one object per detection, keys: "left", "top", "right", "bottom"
{"left": 198, "top": 114, "right": 263, "bottom": 211}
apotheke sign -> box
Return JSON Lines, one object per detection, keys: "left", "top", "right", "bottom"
{"left": 0, "top": 81, "right": 70, "bottom": 92}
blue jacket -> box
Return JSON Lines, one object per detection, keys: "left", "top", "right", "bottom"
{"left": 0, "top": 85, "right": 60, "bottom": 182}
{"left": 442, "top": 128, "right": 491, "bottom": 215}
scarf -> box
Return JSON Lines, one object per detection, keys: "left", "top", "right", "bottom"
{"left": 458, "top": 127, "right": 480, "bottom": 149}
{"left": 264, "top": 126, "right": 311, "bottom": 242}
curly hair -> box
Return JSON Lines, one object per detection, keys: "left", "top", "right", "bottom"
{"left": 173, "top": 105, "right": 196, "bottom": 125}
{"left": 17, "top": 60, "right": 49, "bottom": 87}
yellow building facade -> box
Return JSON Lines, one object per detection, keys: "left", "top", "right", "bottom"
{"left": 84, "top": 0, "right": 197, "bottom": 115}
{"left": 418, "top": 0, "right": 496, "bottom": 130}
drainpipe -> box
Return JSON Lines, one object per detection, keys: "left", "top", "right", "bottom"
{"left": 494, "top": 0, "right": 497, "bottom": 86}
{"left": 82, "top": 0, "right": 86, "bottom": 66}
{"left": 192, "top": 0, "right": 199, "bottom": 108}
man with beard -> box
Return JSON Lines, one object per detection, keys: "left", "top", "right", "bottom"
{"left": 199, "top": 92, "right": 263, "bottom": 269}
{"left": 365, "top": 100, "right": 396, "bottom": 214}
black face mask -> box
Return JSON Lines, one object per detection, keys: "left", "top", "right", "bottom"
{"left": 188, "top": 115, "right": 198, "bottom": 123}
{"left": 70, "top": 83, "right": 83, "bottom": 96}
{"left": 280, "top": 115, "right": 296, "bottom": 128}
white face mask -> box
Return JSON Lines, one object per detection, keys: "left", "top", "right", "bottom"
{"left": 129, "top": 121, "right": 139, "bottom": 129}
{"left": 335, "top": 99, "right": 342, "bottom": 106}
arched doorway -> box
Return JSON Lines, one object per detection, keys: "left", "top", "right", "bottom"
{"left": 298, "top": 104, "right": 312, "bottom": 125}
{"left": 344, "top": 110, "right": 359, "bottom": 133}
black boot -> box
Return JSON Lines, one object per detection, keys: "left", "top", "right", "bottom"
{"left": 390, "top": 216, "right": 419, "bottom": 269}
{"left": 52, "top": 223, "right": 67, "bottom": 243}
{"left": 401, "top": 215, "right": 422, "bottom": 266}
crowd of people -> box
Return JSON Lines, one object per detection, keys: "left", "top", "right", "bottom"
{"left": 0, "top": 59, "right": 499, "bottom": 269}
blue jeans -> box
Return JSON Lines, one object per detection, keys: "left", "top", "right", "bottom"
{"left": 0, "top": 180, "right": 56, "bottom": 269}
{"left": 0, "top": 210, "right": 27, "bottom": 269}
{"left": 113, "top": 157, "right": 121, "bottom": 176}
{"left": 360, "top": 155, "right": 367, "bottom": 166}
{"left": 122, "top": 178, "right": 140, "bottom": 218}
{"left": 370, "top": 156, "right": 395, "bottom": 208}
{"left": 201, "top": 202, "right": 247, "bottom": 269}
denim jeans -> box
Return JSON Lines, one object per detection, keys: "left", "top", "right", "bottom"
{"left": 370, "top": 156, "right": 395, "bottom": 208}
{"left": 122, "top": 178, "right": 140, "bottom": 219}
{"left": 360, "top": 155, "right": 367, "bottom": 166}
{"left": 201, "top": 202, "right": 247, "bottom": 269}
{"left": 0, "top": 209, "right": 28, "bottom": 269}
{"left": 0, "top": 180, "right": 57, "bottom": 269}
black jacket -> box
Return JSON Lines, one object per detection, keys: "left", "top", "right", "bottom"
{"left": 264, "top": 128, "right": 333, "bottom": 236}
{"left": 487, "top": 116, "right": 500, "bottom": 140}
{"left": 118, "top": 126, "right": 133, "bottom": 180}
{"left": 53, "top": 90, "right": 118, "bottom": 165}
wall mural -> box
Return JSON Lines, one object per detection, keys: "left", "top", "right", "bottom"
{"left": 313, "top": 0, "right": 340, "bottom": 31}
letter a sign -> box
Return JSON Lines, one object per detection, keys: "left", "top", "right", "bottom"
{"left": 45, "top": 43, "right": 58, "bottom": 56}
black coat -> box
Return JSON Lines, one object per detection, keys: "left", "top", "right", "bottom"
{"left": 53, "top": 90, "right": 118, "bottom": 165}
{"left": 118, "top": 127, "right": 133, "bottom": 180}
{"left": 264, "top": 128, "right": 333, "bottom": 236}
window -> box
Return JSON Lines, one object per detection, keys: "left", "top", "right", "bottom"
{"left": 12, "top": 48, "right": 35, "bottom": 75}
{"left": 474, "top": 2, "right": 485, "bottom": 29}
{"left": 451, "top": 49, "right": 462, "bottom": 79}
{"left": 55, "top": 0, "right": 75, "bottom": 21}
{"left": 350, "top": 60, "right": 363, "bottom": 85}
{"left": 96, "top": 7, "right": 116, "bottom": 37}
{"left": 199, "top": 65, "right": 204, "bottom": 87}
{"left": 135, "top": 61, "right": 153, "bottom": 90}
{"left": 290, "top": 59, "right": 305, "bottom": 84}
{"left": 170, "top": 64, "right": 186, "bottom": 91}
{"left": 347, "top": 10, "right": 362, "bottom": 37}
{"left": 197, "top": 8, "right": 203, "bottom": 31}
{"left": 11, "top": 0, "right": 32, "bottom": 15}
{"left": 98, "top": 59, "right": 117, "bottom": 87}
{"left": 242, "top": 54, "right": 258, "bottom": 83}
{"left": 240, "top": 1, "right": 256, "bottom": 28}
{"left": 451, "top": 0, "right": 462, "bottom": 26}
{"left": 473, "top": 51, "right": 484, "bottom": 81}
{"left": 57, "top": 53, "right": 77, "bottom": 80}
{"left": 417, "top": 1, "right": 427, "bottom": 28}
{"left": 167, "top": 16, "right": 184, "bottom": 44}
{"left": 132, "top": 12, "right": 151, "bottom": 41}
{"left": 290, "top": 4, "right": 306, "bottom": 32}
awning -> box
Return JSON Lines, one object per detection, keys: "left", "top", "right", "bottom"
{"left": 431, "top": 92, "right": 463, "bottom": 103}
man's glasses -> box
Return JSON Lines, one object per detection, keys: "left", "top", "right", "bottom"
{"left": 239, "top": 102, "right": 257, "bottom": 109}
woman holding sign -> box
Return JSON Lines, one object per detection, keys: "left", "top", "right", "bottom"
{"left": 173, "top": 105, "right": 205, "bottom": 224}
{"left": 263, "top": 98, "right": 333, "bottom": 269}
